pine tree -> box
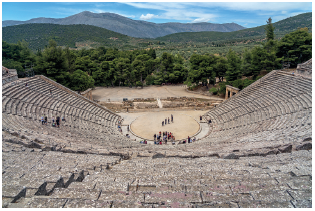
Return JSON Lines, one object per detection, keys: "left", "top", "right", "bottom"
{"left": 265, "top": 17, "right": 275, "bottom": 41}
{"left": 225, "top": 49, "right": 241, "bottom": 82}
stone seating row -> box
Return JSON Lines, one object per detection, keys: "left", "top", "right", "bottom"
{"left": 2, "top": 68, "right": 312, "bottom": 208}
{"left": 204, "top": 72, "right": 311, "bottom": 130}
{"left": 37, "top": 75, "right": 119, "bottom": 119}
{"left": 2, "top": 111, "right": 140, "bottom": 154}
{"left": 214, "top": 72, "right": 311, "bottom": 115}
{"left": 2, "top": 79, "right": 120, "bottom": 128}
{"left": 6, "top": 149, "right": 309, "bottom": 208}
{"left": 3, "top": 145, "right": 311, "bottom": 208}
{"left": 2, "top": 137, "right": 123, "bottom": 207}
{"left": 3, "top": 76, "right": 120, "bottom": 125}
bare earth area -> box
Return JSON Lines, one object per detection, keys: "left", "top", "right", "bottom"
{"left": 121, "top": 110, "right": 208, "bottom": 140}
{"left": 92, "top": 85, "right": 216, "bottom": 141}
{"left": 92, "top": 85, "right": 221, "bottom": 102}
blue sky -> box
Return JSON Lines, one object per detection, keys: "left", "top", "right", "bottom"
{"left": 1, "top": 1, "right": 312, "bottom": 28}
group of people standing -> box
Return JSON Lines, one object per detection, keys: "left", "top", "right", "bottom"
{"left": 41, "top": 115, "right": 65, "bottom": 128}
{"left": 162, "top": 114, "right": 173, "bottom": 126}
{"left": 153, "top": 131, "right": 175, "bottom": 145}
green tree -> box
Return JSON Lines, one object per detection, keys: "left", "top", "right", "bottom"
{"left": 64, "top": 46, "right": 77, "bottom": 73}
{"left": 35, "top": 40, "right": 68, "bottom": 84}
{"left": 241, "top": 48, "right": 253, "bottom": 76}
{"left": 70, "top": 69, "right": 94, "bottom": 91}
{"left": 214, "top": 56, "right": 228, "bottom": 82}
{"left": 251, "top": 46, "right": 266, "bottom": 78}
{"left": 2, "top": 40, "right": 35, "bottom": 77}
{"left": 92, "top": 68, "right": 107, "bottom": 86}
{"left": 114, "top": 57, "right": 131, "bottom": 86}
{"left": 188, "top": 54, "right": 216, "bottom": 84}
{"left": 131, "top": 54, "right": 151, "bottom": 85}
{"left": 75, "top": 56, "right": 91, "bottom": 73}
{"left": 148, "top": 48, "right": 156, "bottom": 59}
{"left": 265, "top": 17, "right": 275, "bottom": 41}
{"left": 276, "top": 28, "right": 312, "bottom": 67}
{"left": 225, "top": 49, "right": 241, "bottom": 81}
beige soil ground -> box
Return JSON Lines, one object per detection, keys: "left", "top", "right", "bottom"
{"left": 120, "top": 110, "right": 209, "bottom": 141}
{"left": 92, "top": 85, "right": 222, "bottom": 102}
{"left": 92, "top": 85, "right": 216, "bottom": 141}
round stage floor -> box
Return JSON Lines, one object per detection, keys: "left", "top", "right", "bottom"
{"left": 130, "top": 111, "right": 200, "bottom": 140}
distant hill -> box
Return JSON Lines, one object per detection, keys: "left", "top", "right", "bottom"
{"left": 155, "top": 12, "right": 312, "bottom": 43}
{"left": 2, "top": 12, "right": 311, "bottom": 52}
{"left": 2, "top": 23, "right": 148, "bottom": 51}
{"left": 2, "top": 11, "right": 246, "bottom": 38}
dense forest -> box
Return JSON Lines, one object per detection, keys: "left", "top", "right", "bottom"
{"left": 2, "top": 18, "right": 312, "bottom": 95}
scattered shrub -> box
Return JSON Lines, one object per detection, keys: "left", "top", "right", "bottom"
{"left": 209, "top": 87, "right": 218, "bottom": 95}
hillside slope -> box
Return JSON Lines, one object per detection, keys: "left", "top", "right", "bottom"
{"left": 2, "top": 23, "right": 147, "bottom": 50}
{"left": 156, "top": 12, "right": 312, "bottom": 43}
{"left": 2, "top": 11, "right": 245, "bottom": 38}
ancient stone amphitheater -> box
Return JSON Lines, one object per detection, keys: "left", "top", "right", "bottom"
{"left": 2, "top": 60, "right": 312, "bottom": 208}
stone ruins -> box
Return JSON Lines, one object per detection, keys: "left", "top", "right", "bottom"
{"left": 2, "top": 59, "right": 312, "bottom": 208}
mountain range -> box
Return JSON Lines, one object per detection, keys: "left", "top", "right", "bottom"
{"left": 156, "top": 12, "right": 312, "bottom": 43}
{"left": 2, "top": 11, "right": 246, "bottom": 38}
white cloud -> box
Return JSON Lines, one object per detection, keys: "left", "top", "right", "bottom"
{"left": 93, "top": 9, "right": 106, "bottom": 13}
{"left": 188, "top": 2, "right": 311, "bottom": 12}
{"left": 123, "top": 2, "right": 311, "bottom": 14}
{"left": 191, "top": 18, "right": 211, "bottom": 23}
{"left": 140, "top": 13, "right": 157, "bottom": 21}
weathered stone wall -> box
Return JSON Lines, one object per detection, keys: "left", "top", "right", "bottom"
{"left": 80, "top": 88, "right": 93, "bottom": 101}
{"left": 2, "top": 67, "right": 18, "bottom": 86}
{"left": 225, "top": 85, "right": 240, "bottom": 100}
{"left": 2, "top": 74, "right": 18, "bottom": 86}
{"left": 296, "top": 58, "right": 312, "bottom": 78}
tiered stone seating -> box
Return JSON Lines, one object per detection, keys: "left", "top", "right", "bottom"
{"left": 296, "top": 59, "right": 312, "bottom": 78}
{"left": 203, "top": 70, "right": 311, "bottom": 138}
{"left": 2, "top": 66, "right": 19, "bottom": 85}
{"left": 2, "top": 64, "right": 312, "bottom": 208}
{"left": 4, "top": 140, "right": 310, "bottom": 208}
{"left": 2, "top": 76, "right": 141, "bottom": 154}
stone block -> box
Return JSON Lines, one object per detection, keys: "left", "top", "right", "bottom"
{"left": 22, "top": 197, "right": 68, "bottom": 208}
{"left": 98, "top": 191, "right": 143, "bottom": 202}
{"left": 286, "top": 178, "right": 312, "bottom": 190}
{"left": 291, "top": 200, "right": 312, "bottom": 208}
{"left": 238, "top": 200, "right": 294, "bottom": 208}
{"left": 251, "top": 190, "right": 292, "bottom": 202}
{"left": 287, "top": 189, "right": 312, "bottom": 201}
{"left": 2, "top": 197, "right": 14, "bottom": 208}
{"left": 2, "top": 185, "right": 25, "bottom": 198}
{"left": 63, "top": 199, "right": 96, "bottom": 208}
{"left": 95, "top": 200, "right": 112, "bottom": 208}
{"left": 144, "top": 191, "right": 202, "bottom": 204}
{"left": 112, "top": 200, "right": 143, "bottom": 208}
{"left": 50, "top": 188, "right": 101, "bottom": 200}
{"left": 196, "top": 201, "right": 239, "bottom": 208}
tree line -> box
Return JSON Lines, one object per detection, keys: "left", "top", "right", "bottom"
{"left": 187, "top": 21, "right": 311, "bottom": 94}
{"left": 2, "top": 19, "right": 311, "bottom": 92}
